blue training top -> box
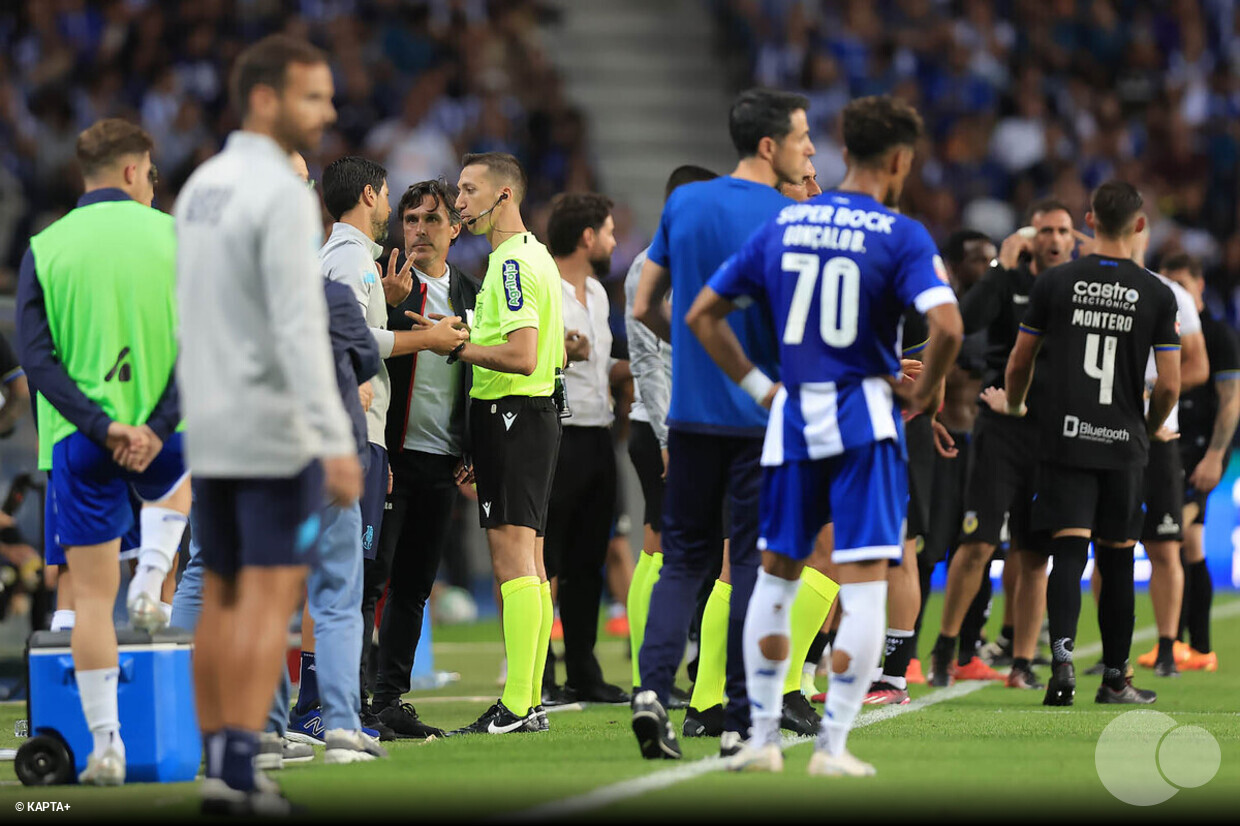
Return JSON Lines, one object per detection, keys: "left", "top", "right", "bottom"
{"left": 648, "top": 175, "right": 789, "bottom": 437}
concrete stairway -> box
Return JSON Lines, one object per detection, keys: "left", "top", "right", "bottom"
{"left": 541, "top": 0, "right": 737, "bottom": 233}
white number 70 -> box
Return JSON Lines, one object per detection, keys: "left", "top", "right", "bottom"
{"left": 781, "top": 252, "right": 861, "bottom": 348}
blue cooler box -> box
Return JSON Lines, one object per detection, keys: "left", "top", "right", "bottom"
{"left": 26, "top": 629, "right": 200, "bottom": 783}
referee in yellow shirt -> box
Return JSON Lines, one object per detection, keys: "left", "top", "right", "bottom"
{"left": 449, "top": 152, "right": 564, "bottom": 735}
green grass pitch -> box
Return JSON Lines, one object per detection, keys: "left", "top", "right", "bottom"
{"left": 1, "top": 592, "right": 1237, "bottom": 821}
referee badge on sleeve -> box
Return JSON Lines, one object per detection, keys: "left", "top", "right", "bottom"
{"left": 502, "top": 260, "right": 523, "bottom": 310}
{"left": 962, "top": 511, "right": 979, "bottom": 535}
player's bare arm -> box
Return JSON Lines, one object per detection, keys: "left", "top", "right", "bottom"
{"left": 633, "top": 257, "right": 673, "bottom": 343}
{"left": 897, "top": 303, "right": 963, "bottom": 414}
{"left": 1190, "top": 377, "right": 1240, "bottom": 492}
{"left": 1003, "top": 330, "right": 1042, "bottom": 416}
{"left": 1147, "top": 347, "right": 1181, "bottom": 437}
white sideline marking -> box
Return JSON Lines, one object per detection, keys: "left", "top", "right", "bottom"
{"left": 507, "top": 680, "right": 986, "bottom": 823}
{"left": 507, "top": 603, "right": 1240, "bottom": 822}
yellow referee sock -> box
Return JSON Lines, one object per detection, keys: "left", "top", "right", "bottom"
{"left": 530, "top": 580, "right": 553, "bottom": 710}
{"left": 783, "top": 566, "right": 840, "bottom": 695}
{"left": 499, "top": 576, "right": 541, "bottom": 717}
{"left": 627, "top": 551, "right": 663, "bottom": 688}
{"left": 688, "top": 579, "right": 730, "bottom": 711}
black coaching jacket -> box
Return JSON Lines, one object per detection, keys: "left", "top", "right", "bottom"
{"left": 385, "top": 260, "right": 479, "bottom": 461}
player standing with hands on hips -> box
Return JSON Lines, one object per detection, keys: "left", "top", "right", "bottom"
{"left": 999, "top": 181, "right": 1180, "bottom": 707}
{"left": 689, "top": 96, "right": 963, "bottom": 776}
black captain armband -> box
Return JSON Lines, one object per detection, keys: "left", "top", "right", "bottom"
{"left": 0, "top": 525, "right": 23, "bottom": 545}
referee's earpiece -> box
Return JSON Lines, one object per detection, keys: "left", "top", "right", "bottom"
{"left": 466, "top": 191, "right": 509, "bottom": 226}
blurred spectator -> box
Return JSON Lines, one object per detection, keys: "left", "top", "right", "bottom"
{"left": 716, "top": 0, "right": 1240, "bottom": 325}
{"left": 0, "top": 0, "right": 598, "bottom": 286}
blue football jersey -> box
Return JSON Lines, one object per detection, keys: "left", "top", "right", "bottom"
{"left": 708, "top": 191, "right": 956, "bottom": 465}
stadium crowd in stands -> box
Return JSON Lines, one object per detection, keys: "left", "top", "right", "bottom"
{"left": 0, "top": 0, "right": 598, "bottom": 288}
{"left": 713, "top": 0, "right": 1240, "bottom": 323}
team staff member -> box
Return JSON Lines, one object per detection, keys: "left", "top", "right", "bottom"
{"left": 927, "top": 201, "right": 1076, "bottom": 689}
{"left": 316, "top": 157, "right": 466, "bottom": 735}
{"left": 623, "top": 165, "right": 718, "bottom": 695}
{"left": 450, "top": 152, "right": 564, "bottom": 735}
{"left": 543, "top": 192, "right": 629, "bottom": 704}
{"left": 1003, "top": 181, "right": 1179, "bottom": 707}
{"left": 176, "top": 36, "right": 361, "bottom": 814}
{"left": 370, "top": 179, "right": 477, "bottom": 738}
{"left": 632, "top": 89, "right": 813, "bottom": 757}
{"left": 17, "top": 117, "right": 190, "bottom": 785}
{"left": 1165, "top": 253, "right": 1239, "bottom": 673}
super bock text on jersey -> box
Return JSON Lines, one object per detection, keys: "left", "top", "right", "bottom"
{"left": 708, "top": 191, "right": 956, "bottom": 564}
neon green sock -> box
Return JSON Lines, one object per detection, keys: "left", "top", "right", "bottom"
{"left": 628, "top": 551, "right": 663, "bottom": 688}
{"left": 530, "top": 580, "right": 553, "bottom": 710}
{"left": 499, "top": 576, "right": 541, "bottom": 716}
{"left": 688, "top": 579, "right": 730, "bottom": 711}
{"left": 783, "top": 566, "right": 840, "bottom": 694}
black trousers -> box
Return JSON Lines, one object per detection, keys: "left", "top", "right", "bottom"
{"left": 362, "top": 449, "right": 459, "bottom": 708}
{"left": 542, "top": 426, "right": 617, "bottom": 690}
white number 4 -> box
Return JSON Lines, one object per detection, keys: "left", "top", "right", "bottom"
{"left": 1084, "top": 333, "right": 1117, "bottom": 405}
{"left": 781, "top": 253, "right": 860, "bottom": 347}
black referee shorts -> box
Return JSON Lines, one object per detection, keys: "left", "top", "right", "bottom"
{"left": 905, "top": 414, "right": 935, "bottom": 539}
{"left": 1142, "top": 438, "right": 1185, "bottom": 543}
{"left": 1032, "top": 461, "right": 1144, "bottom": 544}
{"left": 470, "top": 395, "right": 561, "bottom": 534}
{"left": 628, "top": 419, "right": 665, "bottom": 531}
{"left": 959, "top": 410, "right": 1040, "bottom": 549}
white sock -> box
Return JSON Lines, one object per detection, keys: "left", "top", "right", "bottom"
{"left": 160, "top": 602, "right": 173, "bottom": 623}
{"left": 51, "top": 609, "right": 76, "bottom": 631}
{"left": 128, "top": 565, "right": 165, "bottom": 603}
{"left": 136, "top": 506, "right": 188, "bottom": 579}
{"left": 75, "top": 667, "right": 124, "bottom": 759}
{"left": 744, "top": 569, "right": 801, "bottom": 746}
{"left": 819, "top": 581, "right": 887, "bottom": 757}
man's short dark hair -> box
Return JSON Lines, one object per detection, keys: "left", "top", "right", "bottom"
{"left": 943, "top": 229, "right": 992, "bottom": 266}
{"left": 1027, "top": 198, "right": 1072, "bottom": 222}
{"left": 728, "top": 88, "right": 810, "bottom": 158}
{"left": 1090, "top": 180, "right": 1144, "bottom": 237}
{"left": 546, "top": 193, "right": 614, "bottom": 258}
{"left": 398, "top": 178, "right": 461, "bottom": 227}
{"left": 665, "top": 165, "right": 717, "bottom": 201}
{"left": 322, "top": 156, "right": 387, "bottom": 221}
{"left": 840, "top": 95, "right": 923, "bottom": 165}
{"left": 230, "top": 35, "right": 327, "bottom": 117}
{"left": 76, "top": 118, "right": 154, "bottom": 179}
{"left": 1161, "top": 251, "right": 1202, "bottom": 279}
{"left": 461, "top": 152, "right": 527, "bottom": 203}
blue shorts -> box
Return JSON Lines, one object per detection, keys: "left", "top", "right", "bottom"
{"left": 361, "top": 443, "right": 388, "bottom": 561}
{"left": 44, "top": 476, "right": 142, "bottom": 566}
{"left": 758, "top": 440, "right": 907, "bottom": 565}
{"left": 49, "top": 432, "right": 187, "bottom": 549}
{"left": 192, "top": 461, "right": 324, "bottom": 579}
